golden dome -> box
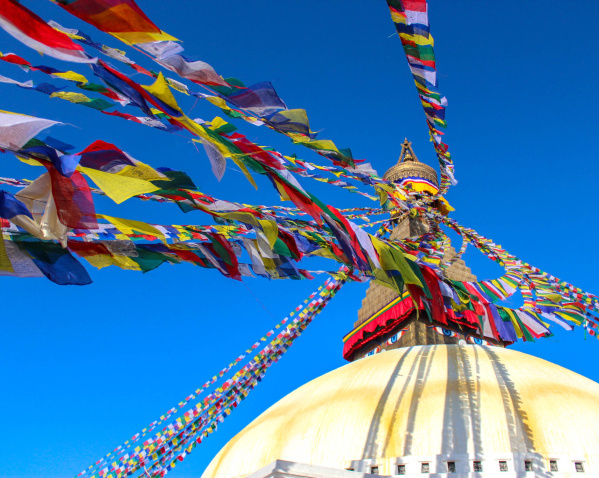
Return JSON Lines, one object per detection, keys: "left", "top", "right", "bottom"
{"left": 203, "top": 345, "right": 599, "bottom": 477}
{"left": 383, "top": 139, "right": 438, "bottom": 187}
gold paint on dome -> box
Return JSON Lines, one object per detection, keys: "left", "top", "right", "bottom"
{"left": 383, "top": 138, "right": 438, "bottom": 186}
{"left": 202, "top": 345, "right": 599, "bottom": 478}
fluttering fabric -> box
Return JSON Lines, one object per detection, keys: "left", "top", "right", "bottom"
{"left": 0, "top": 111, "right": 60, "bottom": 150}
{"left": 0, "top": 2, "right": 597, "bottom": 478}
{"left": 0, "top": 0, "right": 95, "bottom": 63}
{"left": 74, "top": 272, "right": 347, "bottom": 478}
{"left": 385, "top": 0, "right": 455, "bottom": 194}
{"left": 53, "top": 0, "right": 177, "bottom": 45}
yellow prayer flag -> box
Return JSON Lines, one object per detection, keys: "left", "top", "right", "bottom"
{"left": 83, "top": 253, "right": 141, "bottom": 271}
{"left": 399, "top": 32, "right": 434, "bottom": 47}
{"left": 293, "top": 137, "right": 340, "bottom": 154}
{"left": 0, "top": 238, "right": 14, "bottom": 273}
{"left": 80, "top": 167, "right": 159, "bottom": 204}
{"left": 16, "top": 155, "right": 43, "bottom": 167}
{"left": 185, "top": 123, "right": 231, "bottom": 157}
{"left": 207, "top": 116, "right": 230, "bottom": 131}
{"left": 50, "top": 91, "right": 92, "bottom": 104}
{"left": 51, "top": 71, "right": 89, "bottom": 84}
{"left": 258, "top": 219, "right": 279, "bottom": 248}
{"left": 437, "top": 197, "right": 454, "bottom": 215}
{"left": 166, "top": 78, "right": 189, "bottom": 95}
{"left": 391, "top": 10, "right": 407, "bottom": 24}
{"left": 111, "top": 30, "right": 178, "bottom": 46}
{"left": 142, "top": 72, "right": 182, "bottom": 115}
{"left": 541, "top": 293, "right": 563, "bottom": 303}
{"left": 98, "top": 214, "right": 166, "bottom": 243}
{"left": 230, "top": 156, "right": 258, "bottom": 190}
{"left": 371, "top": 236, "right": 422, "bottom": 287}
{"left": 504, "top": 309, "right": 523, "bottom": 338}
{"left": 117, "top": 162, "right": 165, "bottom": 181}
{"left": 205, "top": 95, "right": 229, "bottom": 109}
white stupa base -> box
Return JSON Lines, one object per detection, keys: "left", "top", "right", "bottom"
{"left": 246, "top": 459, "right": 587, "bottom": 478}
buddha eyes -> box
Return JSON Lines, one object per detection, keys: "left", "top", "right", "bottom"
{"left": 468, "top": 336, "right": 492, "bottom": 346}
{"left": 366, "top": 346, "right": 381, "bottom": 357}
{"left": 434, "top": 326, "right": 458, "bottom": 338}
{"left": 428, "top": 325, "right": 493, "bottom": 346}
{"left": 387, "top": 329, "right": 408, "bottom": 344}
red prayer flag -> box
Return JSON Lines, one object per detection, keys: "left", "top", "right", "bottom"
{"left": 0, "top": 0, "right": 93, "bottom": 63}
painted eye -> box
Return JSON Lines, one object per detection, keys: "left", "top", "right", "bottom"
{"left": 442, "top": 328, "right": 456, "bottom": 337}
{"left": 366, "top": 346, "right": 381, "bottom": 357}
{"left": 387, "top": 328, "right": 408, "bottom": 345}
{"left": 434, "top": 326, "right": 457, "bottom": 338}
{"left": 468, "top": 336, "right": 492, "bottom": 346}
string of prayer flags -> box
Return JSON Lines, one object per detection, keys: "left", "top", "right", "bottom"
{"left": 0, "top": 1, "right": 595, "bottom": 347}
{"left": 77, "top": 270, "right": 348, "bottom": 478}
{"left": 1, "top": 109, "right": 593, "bottom": 345}
{"left": 0, "top": 51, "right": 138, "bottom": 106}
{"left": 0, "top": 5, "right": 595, "bottom": 478}
{"left": 584, "top": 319, "right": 599, "bottom": 339}
{"left": 45, "top": 10, "right": 358, "bottom": 169}
{"left": 1, "top": 19, "right": 361, "bottom": 187}
{"left": 77, "top": 279, "right": 339, "bottom": 478}
{"left": 50, "top": 2, "right": 230, "bottom": 89}
{"left": 0, "top": 71, "right": 116, "bottom": 112}
{"left": 0, "top": 171, "right": 386, "bottom": 228}
{"left": 432, "top": 209, "right": 599, "bottom": 330}
{"left": 385, "top": 0, "right": 455, "bottom": 194}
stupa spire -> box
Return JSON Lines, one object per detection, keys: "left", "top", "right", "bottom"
{"left": 343, "top": 142, "right": 481, "bottom": 361}
{"left": 383, "top": 138, "right": 438, "bottom": 188}
{"left": 398, "top": 137, "right": 419, "bottom": 163}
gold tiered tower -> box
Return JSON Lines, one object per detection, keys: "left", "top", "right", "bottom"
{"left": 344, "top": 140, "right": 478, "bottom": 361}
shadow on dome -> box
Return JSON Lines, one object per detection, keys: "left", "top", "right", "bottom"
{"left": 484, "top": 347, "right": 552, "bottom": 478}
{"left": 359, "top": 345, "right": 552, "bottom": 477}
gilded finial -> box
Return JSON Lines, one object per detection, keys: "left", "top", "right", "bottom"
{"left": 398, "top": 138, "right": 418, "bottom": 164}
{"left": 383, "top": 138, "right": 438, "bottom": 187}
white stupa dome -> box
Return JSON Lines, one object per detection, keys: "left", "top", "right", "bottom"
{"left": 202, "top": 345, "right": 599, "bottom": 477}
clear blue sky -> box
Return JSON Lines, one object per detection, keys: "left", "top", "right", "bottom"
{"left": 1, "top": 2, "right": 599, "bottom": 478}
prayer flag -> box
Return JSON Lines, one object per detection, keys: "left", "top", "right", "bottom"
{"left": 154, "top": 54, "right": 228, "bottom": 87}
{"left": 0, "top": 190, "right": 32, "bottom": 220}
{"left": 15, "top": 240, "right": 92, "bottom": 285}
{"left": 54, "top": 0, "right": 177, "bottom": 45}
{"left": 0, "top": 0, "right": 94, "bottom": 63}
{"left": 0, "top": 111, "right": 60, "bottom": 151}
{"left": 226, "top": 82, "right": 286, "bottom": 116}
